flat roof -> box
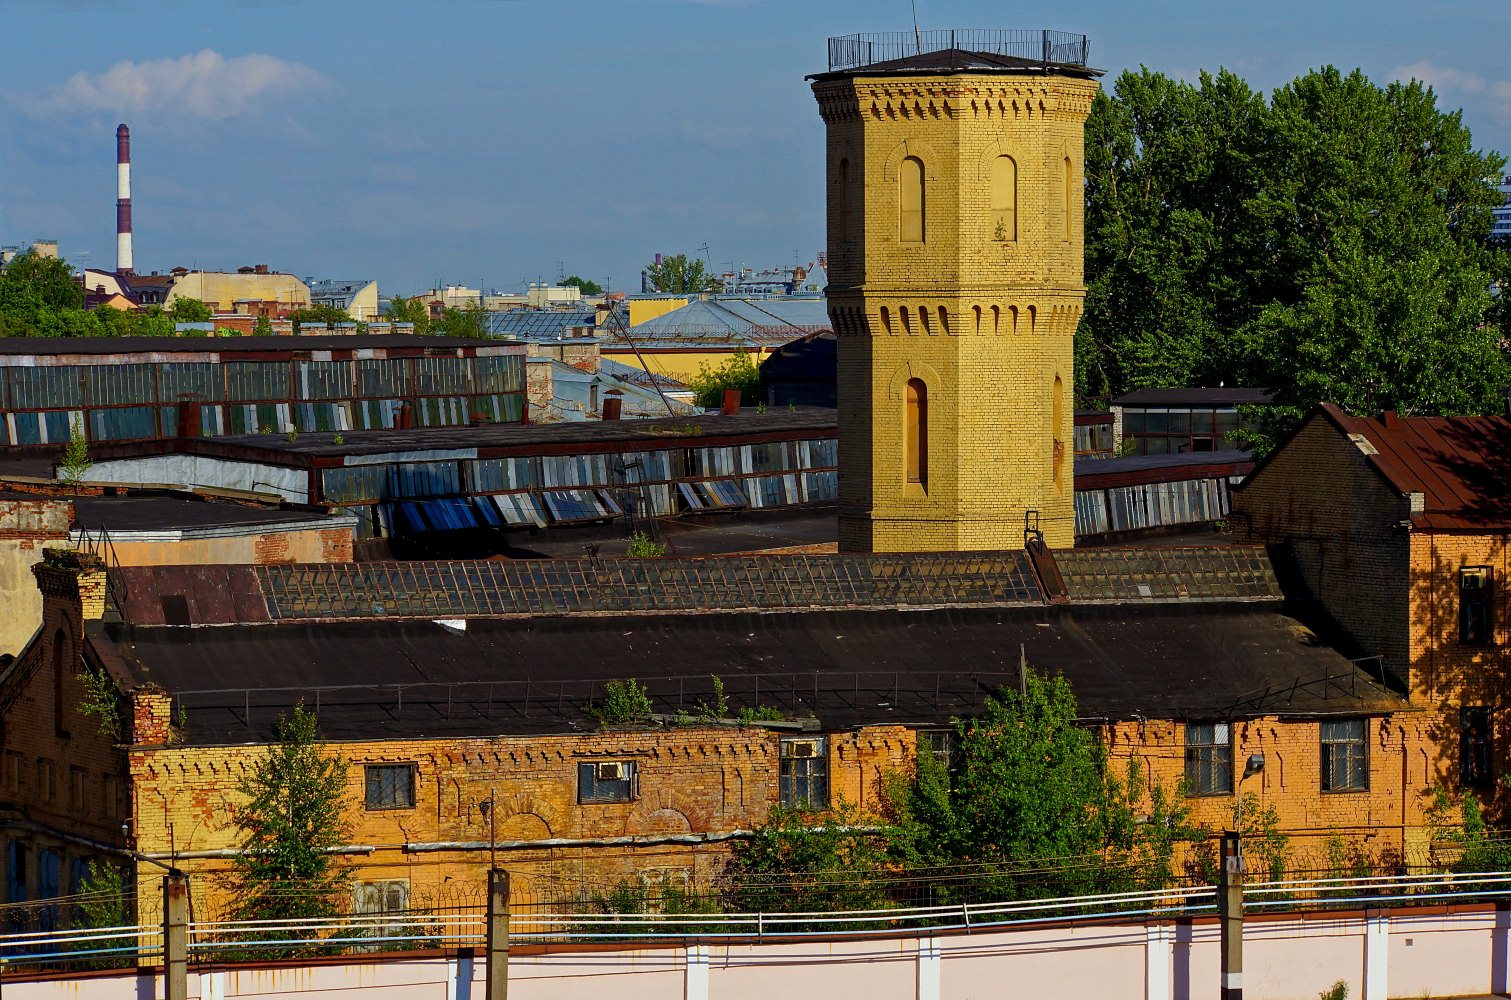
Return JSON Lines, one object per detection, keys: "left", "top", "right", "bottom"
{"left": 105, "top": 602, "right": 1402, "bottom": 744}
{"left": 1112, "top": 388, "right": 1273, "bottom": 408}
{"left": 72, "top": 494, "right": 341, "bottom": 532}
{"left": 0, "top": 335, "right": 522, "bottom": 357}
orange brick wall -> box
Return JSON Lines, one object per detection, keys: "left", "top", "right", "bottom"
{"left": 124, "top": 720, "right": 916, "bottom": 919}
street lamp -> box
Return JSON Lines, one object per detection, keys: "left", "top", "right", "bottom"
{"left": 1235, "top": 752, "right": 1265, "bottom": 840}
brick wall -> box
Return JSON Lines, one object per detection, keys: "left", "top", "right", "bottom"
{"left": 125, "top": 719, "right": 918, "bottom": 920}
{"left": 813, "top": 71, "right": 1098, "bottom": 552}
{"left": 0, "top": 549, "right": 130, "bottom": 904}
{"left": 1232, "top": 415, "right": 1413, "bottom": 687}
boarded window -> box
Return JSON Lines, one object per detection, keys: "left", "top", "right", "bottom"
{"left": 1063, "top": 157, "right": 1074, "bottom": 241}
{"left": 899, "top": 156, "right": 925, "bottom": 243}
{"left": 906, "top": 378, "right": 928, "bottom": 487}
{"left": 990, "top": 155, "right": 1017, "bottom": 241}
{"left": 364, "top": 765, "right": 416, "bottom": 810}
{"left": 837, "top": 157, "right": 850, "bottom": 236}
{"left": 1185, "top": 723, "right": 1232, "bottom": 795}
{"left": 1321, "top": 719, "right": 1368, "bottom": 792}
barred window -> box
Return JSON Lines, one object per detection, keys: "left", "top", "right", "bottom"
{"left": 780, "top": 737, "right": 829, "bottom": 809}
{"left": 1321, "top": 719, "right": 1368, "bottom": 792}
{"left": 364, "top": 765, "right": 416, "bottom": 810}
{"left": 578, "top": 761, "right": 636, "bottom": 804}
{"left": 1184, "top": 723, "right": 1232, "bottom": 795}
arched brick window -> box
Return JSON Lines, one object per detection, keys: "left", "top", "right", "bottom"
{"left": 906, "top": 378, "right": 928, "bottom": 488}
{"left": 991, "top": 155, "right": 1017, "bottom": 241}
{"left": 899, "top": 156, "right": 925, "bottom": 243}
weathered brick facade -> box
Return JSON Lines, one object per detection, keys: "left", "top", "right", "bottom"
{"left": 1233, "top": 407, "right": 1511, "bottom": 823}
{"left": 813, "top": 65, "right": 1098, "bottom": 551}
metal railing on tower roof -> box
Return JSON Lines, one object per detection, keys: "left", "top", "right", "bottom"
{"left": 825, "top": 29, "right": 1090, "bottom": 73}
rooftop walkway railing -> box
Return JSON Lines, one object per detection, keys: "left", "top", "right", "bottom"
{"left": 825, "top": 29, "right": 1091, "bottom": 73}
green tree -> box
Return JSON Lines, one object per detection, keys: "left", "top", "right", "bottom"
{"left": 384, "top": 294, "right": 432, "bottom": 334}
{"left": 253, "top": 314, "right": 273, "bottom": 337}
{"left": 645, "top": 253, "right": 721, "bottom": 294}
{"left": 230, "top": 705, "right": 352, "bottom": 930}
{"left": 722, "top": 804, "right": 896, "bottom": 923}
{"left": 58, "top": 417, "right": 92, "bottom": 485}
{"left": 432, "top": 304, "right": 489, "bottom": 339}
{"left": 0, "top": 251, "right": 84, "bottom": 321}
{"left": 562, "top": 275, "right": 605, "bottom": 296}
{"left": 1079, "top": 66, "right": 1510, "bottom": 448}
{"left": 167, "top": 297, "right": 212, "bottom": 323}
{"left": 286, "top": 304, "right": 353, "bottom": 331}
{"left": 686, "top": 352, "right": 761, "bottom": 408}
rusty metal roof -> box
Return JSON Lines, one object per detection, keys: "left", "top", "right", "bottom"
{"left": 1315, "top": 402, "right": 1511, "bottom": 531}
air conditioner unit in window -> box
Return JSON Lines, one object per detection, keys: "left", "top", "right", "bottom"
{"left": 783, "top": 740, "right": 820, "bottom": 759}
{"left": 595, "top": 761, "right": 628, "bottom": 782}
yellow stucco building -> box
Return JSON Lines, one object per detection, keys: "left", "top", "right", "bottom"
{"left": 812, "top": 39, "right": 1100, "bottom": 551}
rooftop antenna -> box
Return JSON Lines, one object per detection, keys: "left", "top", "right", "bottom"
{"left": 911, "top": 0, "right": 922, "bottom": 54}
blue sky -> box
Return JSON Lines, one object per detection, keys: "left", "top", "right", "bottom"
{"left": 2, "top": 0, "right": 1507, "bottom": 296}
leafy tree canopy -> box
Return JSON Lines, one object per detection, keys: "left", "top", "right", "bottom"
{"left": 645, "top": 253, "right": 721, "bottom": 294}
{"left": 384, "top": 294, "right": 432, "bottom": 334}
{"left": 167, "top": 297, "right": 213, "bottom": 323}
{"left": 1079, "top": 66, "right": 1510, "bottom": 448}
{"left": 687, "top": 352, "right": 761, "bottom": 408}
{"left": 432, "top": 304, "right": 489, "bottom": 339}
{"left": 562, "top": 275, "right": 604, "bottom": 296}
{"left": 286, "top": 303, "right": 354, "bottom": 331}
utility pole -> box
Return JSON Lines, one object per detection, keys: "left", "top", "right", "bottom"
{"left": 1218, "top": 830, "right": 1243, "bottom": 1000}
{"left": 486, "top": 867, "right": 510, "bottom": 1000}
{"left": 163, "top": 871, "right": 189, "bottom": 1000}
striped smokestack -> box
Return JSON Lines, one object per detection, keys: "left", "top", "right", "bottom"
{"left": 116, "top": 123, "right": 133, "bottom": 274}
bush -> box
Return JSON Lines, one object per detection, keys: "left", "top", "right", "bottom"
{"left": 625, "top": 531, "right": 666, "bottom": 558}
{"left": 592, "top": 678, "right": 653, "bottom": 725}
{"left": 687, "top": 352, "right": 761, "bottom": 408}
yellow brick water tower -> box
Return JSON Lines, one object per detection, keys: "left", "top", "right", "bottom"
{"left": 811, "top": 30, "right": 1101, "bottom": 551}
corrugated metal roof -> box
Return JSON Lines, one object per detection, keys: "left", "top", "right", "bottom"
{"left": 1314, "top": 402, "right": 1511, "bottom": 531}
{"left": 624, "top": 297, "right": 831, "bottom": 348}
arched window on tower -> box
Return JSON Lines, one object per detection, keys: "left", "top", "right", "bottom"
{"left": 1063, "top": 157, "right": 1074, "bottom": 242}
{"left": 1052, "top": 375, "right": 1065, "bottom": 489}
{"left": 991, "top": 155, "right": 1017, "bottom": 241}
{"left": 900, "top": 156, "right": 925, "bottom": 243}
{"left": 837, "top": 157, "right": 850, "bottom": 238}
{"left": 906, "top": 378, "right": 928, "bottom": 488}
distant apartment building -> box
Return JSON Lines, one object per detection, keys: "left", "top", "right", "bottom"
{"left": 162, "top": 265, "right": 311, "bottom": 313}
{"left": 308, "top": 278, "right": 379, "bottom": 321}
{"left": 1493, "top": 175, "right": 1511, "bottom": 241}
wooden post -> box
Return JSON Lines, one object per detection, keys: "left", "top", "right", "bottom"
{"left": 1218, "top": 831, "right": 1244, "bottom": 1000}
{"left": 486, "top": 868, "right": 510, "bottom": 1000}
{"left": 163, "top": 872, "right": 189, "bottom": 1000}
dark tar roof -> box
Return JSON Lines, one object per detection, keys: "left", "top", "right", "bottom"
{"left": 1074, "top": 449, "right": 1253, "bottom": 488}
{"left": 0, "top": 335, "right": 519, "bottom": 356}
{"left": 92, "top": 407, "right": 838, "bottom": 464}
{"left": 72, "top": 494, "right": 340, "bottom": 532}
{"left": 1112, "top": 387, "right": 1273, "bottom": 408}
{"left": 105, "top": 603, "right": 1402, "bottom": 745}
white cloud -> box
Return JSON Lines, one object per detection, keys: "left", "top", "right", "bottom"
{"left": 1391, "top": 60, "right": 1511, "bottom": 125}
{"left": 24, "top": 49, "right": 324, "bottom": 119}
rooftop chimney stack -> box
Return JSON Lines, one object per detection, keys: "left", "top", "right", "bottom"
{"left": 115, "top": 124, "right": 133, "bottom": 274}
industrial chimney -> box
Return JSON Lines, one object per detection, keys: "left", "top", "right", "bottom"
{"left": 115, "top": 124, "right": 133, "bottom": 274}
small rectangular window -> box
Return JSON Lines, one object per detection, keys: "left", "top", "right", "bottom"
{"left": 578, "top": 761, "right": 637, "bottom": 804}
{"left": 69, "top": 767, "right": 86, "bottom": 811}
{"left": 1461, "top": 706, "right": 1493, "bottom": 788}
{"left": 364, "top": 765, "right": 416, "bottom": 810}
{"left": 920, "top": 731, "right": 952, "bottom": 773}
{"left": 1321, "top": 719, "right": 1369, "bottom": 792}
{"left": 37, "top": 761, "right": 55, "bottom": 804}
{"left": 1184, "top": 723, "right": 1232, "bottom": 795}
{"left": 1460, "top": 567, "right": 1493, "bottom": 644}
{"left": 780, "top": 737, "right": 829, "bottom": 809}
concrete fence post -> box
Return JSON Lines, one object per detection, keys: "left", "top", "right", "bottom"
{"left": 163, "top": 872, "right": 189, "bottom": 1000}
{"left": 1218, "top": 832, "right": 1244, "bottom": 1000}
{"left": 685, "top": 943, "right": 710, "bottom": 1000}
{"left": 486, "top": 868, "right": 510, "bottom": 1000}
{"left": 1363, "top": 908, "right": 1388, "bottom": 1000}
{"left": 1146, "top": 921, "right": 1172, "bottom": 1000}
{"left": 917, "top": 936, "right": 941, "bottom": 1000}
